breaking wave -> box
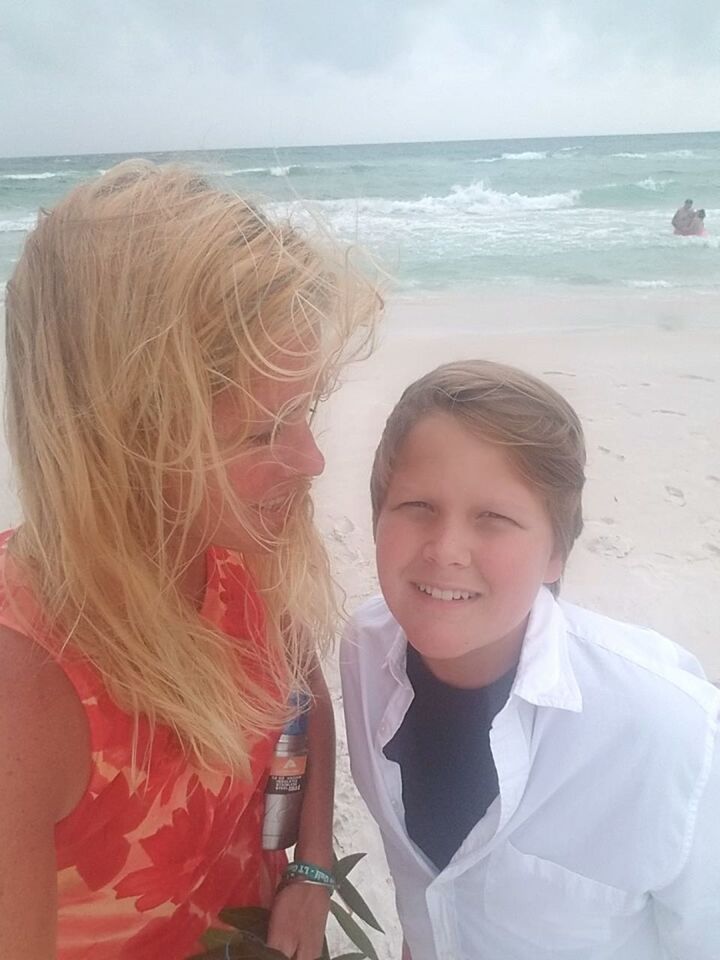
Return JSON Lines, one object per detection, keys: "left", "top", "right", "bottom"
{"left": 1, "top": 171, "right": 65, "bottom": 180}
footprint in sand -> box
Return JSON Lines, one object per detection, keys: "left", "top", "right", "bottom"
{"left": 664, "top": 485, "right": 686, "bottom": 506}
{"left": 586, "top": 535, "right": 633, "bottom": 559}
{"left": 542, "top": 370, "right": 576, "bottom": 377}
{"left": 329, "top": 516, "right": 370, "bottom": 566}
{"left": 331, "top": 516, "right": 356, "bottom": 540}
{"left": 680, "top": 373, "right": 715, "bottom": 382}
{"left": 652, "top": 409, "right": 686, "bottom": 417}
{"left": 707, "top": 475, "right": 720, "bottom": 485}
{"left": 598, "top": 445, "right": 626, "bottom": 462}
{"left": 704, "top": 543, "right": 720, "bottom": 558}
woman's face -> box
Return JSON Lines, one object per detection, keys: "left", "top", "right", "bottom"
{"left": 171, "top": 363, "right": 325, "bottom": 603}
{"left": 204, "top": 369, "right": 325, "bottom": 556}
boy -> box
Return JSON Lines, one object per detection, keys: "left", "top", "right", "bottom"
{"left": 340, "top": 360, "right": 720, "bottom": 960}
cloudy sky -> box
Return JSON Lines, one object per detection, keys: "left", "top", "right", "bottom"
{"left": 2, "top": 0, "right": 719, "bottom": 157}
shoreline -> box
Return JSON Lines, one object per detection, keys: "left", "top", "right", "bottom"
{"left": 388, "top": 283, "right": 720, "bottom": 335}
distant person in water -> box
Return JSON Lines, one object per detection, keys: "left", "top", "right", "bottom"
{"left": 672, "top": 198, "right": 695, "bottom": 234}
{"left": 688, "top": 208, "right": 707, "bottom": 236}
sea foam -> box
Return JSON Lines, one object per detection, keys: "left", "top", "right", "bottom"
{"left": 0, "top": 215, "right": 38, "bottom": 233}
{"left": 501, "top": 151, "right": 548, "bottom": 160}
{"left": 1, "top": 172, "right": 63, "bottom": 180}
{"left": 308, "top": 181, "right": 580, "bottom": 218}
{"left": 636, "top": 178, "right": 674, "bottom": 191}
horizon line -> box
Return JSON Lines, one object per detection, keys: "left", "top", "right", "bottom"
{"left": 3, "top": 128, "right": 719, "bottom": 163}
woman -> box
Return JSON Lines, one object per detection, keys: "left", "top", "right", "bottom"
{"left": 0, "top": 162, "right": 377, "bottom": 959}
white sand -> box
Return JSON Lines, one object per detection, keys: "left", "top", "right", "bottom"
{"left": 320, "top": 288, "right": 720, "bottom": 957}
{"left": 0, "top": 288, "right": 718, "bottom": 956}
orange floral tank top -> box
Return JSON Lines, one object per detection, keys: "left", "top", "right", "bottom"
{"left": 0, "top": 531, "right": 286, "bottom": 960}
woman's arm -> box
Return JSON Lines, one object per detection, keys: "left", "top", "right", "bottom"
{"left": 0, "top": 626, "right": 90, "bottom": 959}
{"left": 267, "top": 659, "right": 335, "bottom": 959}
{"left": 294, "top": 660, "right": 335, "bottom": 869}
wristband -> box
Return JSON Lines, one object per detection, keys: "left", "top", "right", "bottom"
{"left": 282, "top": 860, "right": 336, "bottom": 889}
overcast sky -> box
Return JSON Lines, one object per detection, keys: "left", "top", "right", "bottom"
{"left": 2, "top": 0, "right": 719, "bottom": 157}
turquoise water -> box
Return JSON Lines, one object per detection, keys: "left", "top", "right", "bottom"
{"left": 2, "top": 131, "right": 719, "bottom": 293}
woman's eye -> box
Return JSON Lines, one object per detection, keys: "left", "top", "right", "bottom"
{"left": 246, "top": 429, "right": 275, "bottom": 447}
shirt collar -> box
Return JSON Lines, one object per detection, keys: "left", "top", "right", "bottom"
{"left": 512, "top": 586, "right": 583, "bottom": 712}
{"left": 381, "top": 586, "right": 582, "bottom": 714}
{"left": 384, "top": 618, "right": 410, "bottom": 684}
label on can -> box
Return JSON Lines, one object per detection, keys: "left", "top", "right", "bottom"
{"left": 266, "top": 753, "right": 308, "bottom": 794}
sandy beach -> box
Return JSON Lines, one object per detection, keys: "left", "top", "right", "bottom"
{"left": 315, "top": 287, "right": 720, "bottom": 956}
{"left": 0, "top": 286, "right": 717, "bottom": 956}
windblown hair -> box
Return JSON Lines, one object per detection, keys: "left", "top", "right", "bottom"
{"left": 370, "top": 359, "right": 586, "bottom": 595}
{"left": 5, "top": 160, "right": 378, "bottom": 776}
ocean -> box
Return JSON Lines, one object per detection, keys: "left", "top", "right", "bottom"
{"left": 1, "top": 131, "right": 719, "bottom": 295}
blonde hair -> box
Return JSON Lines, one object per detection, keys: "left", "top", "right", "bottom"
{"left": 5, "top": 160, "right": 378, "bottom": 776}
{"left": 370, "top": 360, "right": 586, "bottom": 594}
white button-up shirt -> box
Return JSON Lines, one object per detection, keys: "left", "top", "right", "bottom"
{"left": 340, "top": 588, "right": 720, "bottom": 960}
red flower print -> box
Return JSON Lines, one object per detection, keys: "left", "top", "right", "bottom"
{"left": 56, "top": 773, "right": 148, "bottom": 889}
{"left": 118, "top": 903, "right": 207, "bottom": 960}
{"left": 115, "top": 775, "right": 255, "bottom": 913}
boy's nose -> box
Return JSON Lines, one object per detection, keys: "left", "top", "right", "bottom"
{"left": 421, "top": 526, "right": 472, "bottom": 567}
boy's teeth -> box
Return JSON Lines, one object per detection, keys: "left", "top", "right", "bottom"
{"left": 417, "top": 583, "right": 476, "bottom": 601}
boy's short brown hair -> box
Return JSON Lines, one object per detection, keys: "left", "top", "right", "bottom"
{"left": 370, "top": 360, "right": 586, "bottom": 595}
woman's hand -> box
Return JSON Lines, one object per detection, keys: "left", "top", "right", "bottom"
{"left": 266, "top": 881, "right": 331, "bottom": 960}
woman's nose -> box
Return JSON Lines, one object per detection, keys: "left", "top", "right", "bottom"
{"left": 286, "top": 422, "right": 325, "bottom": 478}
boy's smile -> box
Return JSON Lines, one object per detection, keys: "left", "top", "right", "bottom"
{"left": 375, "top": 413, "right": 563, "bottom": 687}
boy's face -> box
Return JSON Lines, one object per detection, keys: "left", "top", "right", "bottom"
{"left": 375, "top": 413, "right": 563, "bottom": 685}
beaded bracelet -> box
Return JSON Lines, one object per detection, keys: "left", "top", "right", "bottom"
{"left": 282, "top": 860, "right": 336, "bottom": 890}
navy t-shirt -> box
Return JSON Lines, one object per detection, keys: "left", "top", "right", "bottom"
{"left": 384, "top": 644, "right": 516, "bottom": 871}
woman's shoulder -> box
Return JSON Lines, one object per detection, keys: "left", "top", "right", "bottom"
{"left": 0, "top": 622, "right": 91, "bottom": 822}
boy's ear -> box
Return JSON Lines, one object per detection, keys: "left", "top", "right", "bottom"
{"left": 543, "top": 548, "right": 564, "bottom": 586}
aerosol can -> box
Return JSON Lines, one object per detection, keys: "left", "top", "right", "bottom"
{"left": 262, "top": 692, "right": 309, "bottom": 850}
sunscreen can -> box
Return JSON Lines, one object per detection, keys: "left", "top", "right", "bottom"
{"left": 262, "top": 693, "right": 309, "bottom": 850}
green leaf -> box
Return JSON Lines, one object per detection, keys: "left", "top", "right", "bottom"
{"left": 333, "top": 852, "right": 366, "bottom": 883}
{"left": 335, "top": 876, "right": 384, "bottom": 934}
{"left": 232, "top": 943, "right": 290, "bottom": 960}
{"left": 329, "top": 900, "right": 380, "bottom": 960}
{"left": 194, "top": 941, "right": 289, "bottom": 960}
{"left": 193, "top": 921, "right": 289, "bottom": 960}
{"left": 320, "top": 935, "right": 331, "bottom": 960}
{"left": 191, "top": 949, "right": 237, "bottom": 960}
{"left": 331, "top": 954, "right": 367, "bottom": 959}
{"left": 218, "top": 906, "right": 271, "bottom": 939}
{"left": 201, "top": 927, "right": 242, "bottom": 949}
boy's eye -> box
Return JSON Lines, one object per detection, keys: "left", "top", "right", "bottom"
{"left": 401, "top": 500, "right": 432, "bottom": 510}
{"left": 478, "top": 511, "right": 513, "bottom": 523}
